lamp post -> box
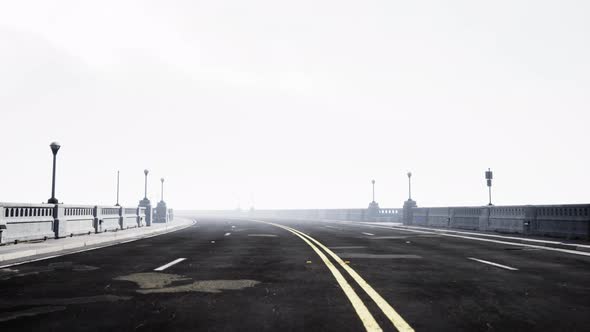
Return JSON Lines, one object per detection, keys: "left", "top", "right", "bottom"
{"left": 160, "top": 178, "right": 165, "bottom": 202}
{"left": 485, "top": 168, "right": 493, "bottom": 206}
{"left": 407, "top": 171, "right": 412, "bottom": 201}
{"left": 371, "top": 179, "right": 376, "bottom": 202}
{"left": 115, "top": 170, "right": 120, "bottom": 206}
{"left": 47, "top": 142, "right": 61, "bottom": 204}
{"left": 143, "top": 169, "right": 149, "bottom": 200}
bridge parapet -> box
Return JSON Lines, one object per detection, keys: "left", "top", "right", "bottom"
{"left": 406, "top": 204, "right": 590, "bottom": 240}
{"left": 96, "top": 206, "right": 122, "bottom": 233}
{"left": 122, "top": 207, "right": 140, "bottom": 229}
{"left": 55, "top": 205, "right": 95, "bottom": 238}
{"left": 0, "top": 203, "right": 55, "bottom": 244}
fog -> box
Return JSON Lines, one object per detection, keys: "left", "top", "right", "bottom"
{"left": 1, "top": 1, "right": 589, "bottom": 209}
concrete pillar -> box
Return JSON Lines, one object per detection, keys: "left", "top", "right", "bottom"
{"left": 402, "top": 199, "right": 417, "bottom": 225}
{"left": 154, "top": 200, "right": 168, "bottom": 223}
{"left": 139, "top": 198, "right": 152, "bottom": 226}
{"left": 367, "top": 201, "right": 380, "bottom": 221}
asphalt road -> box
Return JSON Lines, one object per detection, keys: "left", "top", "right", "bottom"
{"left": 1, "top": 216, "right": 589, "bottom": 331}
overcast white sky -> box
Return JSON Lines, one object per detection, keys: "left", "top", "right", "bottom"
{"left": 1, "top": 1, "right": 589, "bottom": 210}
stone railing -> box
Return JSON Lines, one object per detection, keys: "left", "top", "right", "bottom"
{"left": 122, "top": 207, "right": 140, "bottom": 229}
{"left": 0, "top": 203, "right": 55, "bottom": 243}
{"left": 404, "top": 204, "right": 590, "bottom": 240}
{"left": 55, "top": 205, "right": 96, "bottom": 238}
{"left": 97, "top": 206, "right": 122, "bottom": 233}
{"left": 0, "top": 202, "right": 168, "bottom": 244}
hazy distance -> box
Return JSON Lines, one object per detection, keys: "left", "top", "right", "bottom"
{"left": 1, "top": 1, "right": 589, "bottom": 209}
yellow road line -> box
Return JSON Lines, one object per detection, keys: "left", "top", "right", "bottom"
{"left": 252, "top": 220, "right": 415, "bottom": 332}
{"left": 253, "top": 221, "right": 382, "bottom": 332}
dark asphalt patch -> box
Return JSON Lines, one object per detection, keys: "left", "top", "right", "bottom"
{"left": 115, "top": 272, "right": 261, "bottom": 294}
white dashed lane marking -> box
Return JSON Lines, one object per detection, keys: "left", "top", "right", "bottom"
{"left": 468, "top": 257, "right": 518, "bottom": 271}
{"left": 361, "top": 232, "right": 375, "bottom": 236}
{"left": 154, "top": 258, "right": 186, "bottom": 272}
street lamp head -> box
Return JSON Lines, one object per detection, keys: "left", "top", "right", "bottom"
{"left": 161, "top": 178, "right": 165, "bottom": 183}
{"left": 371, "top": 179, "right": 375, "bottom": 185}
{"left": 407, "top": 171, "right": 412, "bottom": 178}
{"left": 49, "top": 142, "right": 61, "bottom": 154}
{"left": 144, "top": 169, "right": 149, "bottom": 176}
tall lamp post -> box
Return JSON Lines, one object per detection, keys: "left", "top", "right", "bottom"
{"left": 485, "top": 168, "right": 493, "bottom": 206}
{"left": 407, "top": 171, "right": 412, "bottom": 201}
{"left": 160, "top": 178, "right": 165, "bottom": 202}
{"left": 47, "top": 142, "right": 61, "bottom": 204}
{"left": 143, "top": 169, "right": 149, "bottom": 200}
{"left": 371, "top": 179, "right": 376, "bottom": 202}
{"left": 115, "top": 170, "right": 120, "bottom": 206}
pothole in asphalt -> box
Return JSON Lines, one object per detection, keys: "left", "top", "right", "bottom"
{"left": 114, "top": 272, "right": 260, "bottom": 294}
{"left": 0, "top": 262, "right": 99, "bottom": 280}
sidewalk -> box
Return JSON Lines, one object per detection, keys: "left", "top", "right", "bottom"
{"left": 0, "top": 217, "right": 195, "bottom": 266}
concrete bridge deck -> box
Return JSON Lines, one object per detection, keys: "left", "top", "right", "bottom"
{"left": 0, "top": 215, "right": 589, "bottom": 331}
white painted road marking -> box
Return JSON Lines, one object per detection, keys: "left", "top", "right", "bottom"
{"left": 250, "top": 221, "right": 383, "bottom": 332}
{"left": 468, "top": 257, "right": 518, "bottom": 271}
{"left": 325, "top": 221, "right": 590, "bottom": 258}
{"left": 249, "top": 219, "right": 414, "bottom": 332}
{"left": 154, "top": 258, "right": 186, "bottom": 271}
{"left": 361, "top": 232, "right": 375, "bottom": 236}
{"left": 224, "top": 232, "right": 231, "bottom": 236}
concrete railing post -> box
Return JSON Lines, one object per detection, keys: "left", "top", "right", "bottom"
{"left": 54, "top": 204, "right": 65, "bottom": 238}
{"left": 0, "top": 206, "right": 5, "bottom": 243}
{"left": 93, "top": 206, "right": 100, "bottom": 233}
{"left": 118, "top": 206, "right": 124, "bottom": 229}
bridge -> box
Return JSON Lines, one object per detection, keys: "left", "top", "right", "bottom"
{"left": 1, "top": 188, "right": 589, "bottom": 331}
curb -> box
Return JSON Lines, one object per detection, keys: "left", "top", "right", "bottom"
{"left": 0, "top": 220, "right": 195, "bottom": 265}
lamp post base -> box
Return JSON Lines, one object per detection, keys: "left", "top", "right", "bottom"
{"left": 47, "top": 198, "right": 59, "bottom": 204}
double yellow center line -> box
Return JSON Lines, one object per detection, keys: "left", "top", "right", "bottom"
{"left": 249, "top": 220, "right": 414, "bottom": 332}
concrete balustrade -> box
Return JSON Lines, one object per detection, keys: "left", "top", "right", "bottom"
{"left": 122, "top": 207, "right": 140, "bottom": 229}
{"left": 0, "top": 202, "right": 173, "bottom": 245}
{"left": 404, "top": 204, "right": 590, "bottom": 240}
{"left": 55, "top": 205, "right": 95, "bottom": 238}
{"left": 96, "top": 206, "right": 122, "bottom": 233}
{"left": 450, "top": 207, "right": 481, "bottom": 230}
{"left": 0, "top": 203, "right": 55, "bottom": 244}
